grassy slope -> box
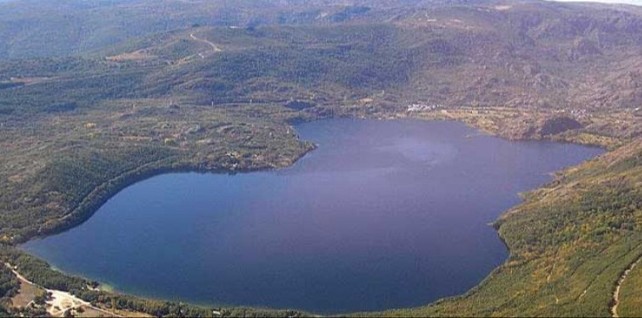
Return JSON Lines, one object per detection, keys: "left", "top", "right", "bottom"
{"left": 618, "top": 257, "right": 642, "bottom": 316}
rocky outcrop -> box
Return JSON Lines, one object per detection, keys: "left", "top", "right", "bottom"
{"left": 568, "top": 38, "right": 602, "bottom": 61}
{"left": 501, "top": 115, "right": 584, "bottom": 140}
{"left": 539, "top": 116, "right": 584, "bottom": 136}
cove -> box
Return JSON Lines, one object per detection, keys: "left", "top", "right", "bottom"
{"left": 22, "top": 119, "right": 603, "bottom": 314}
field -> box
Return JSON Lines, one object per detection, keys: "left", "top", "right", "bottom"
{"left": 10, "top": 275, "right": 44, "bottom": 309}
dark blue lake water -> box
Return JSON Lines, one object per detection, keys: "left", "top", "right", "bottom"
{"left": 22, "top": 119, "right": 602, "bottom": 314}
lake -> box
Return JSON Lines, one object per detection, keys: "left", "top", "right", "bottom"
{"left": 22, "top": 119, "right": 603, "bottom": 314}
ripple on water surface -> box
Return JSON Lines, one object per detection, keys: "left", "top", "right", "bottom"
{"left": 22, "top": 119, "right": 604, "bottom": 314}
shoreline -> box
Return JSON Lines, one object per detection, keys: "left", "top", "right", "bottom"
{"left": 14, "top": 113, "right": 609, "bottom": 245}
{"left": 5, "top": 263, "right": 120, "bottom": 317}
{"left": 13, "top": 142, "right": 316, "bottom": 245}
{"left": 11, "top": 115, "right": 611, "bottom": 315}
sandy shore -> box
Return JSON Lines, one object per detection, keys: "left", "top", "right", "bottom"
{"left": 4, "top": 263, "right": 120, "bottom": 317}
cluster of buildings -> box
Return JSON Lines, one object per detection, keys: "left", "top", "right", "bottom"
{"left": 406, "top": 103, "right": 443, "bottom": 112}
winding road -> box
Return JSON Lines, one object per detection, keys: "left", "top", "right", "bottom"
{"left": 190, "top": 32, "right": 222, "bottom": 58}
{"left": 611, "top": 256, "right": 642, "bottom": 318}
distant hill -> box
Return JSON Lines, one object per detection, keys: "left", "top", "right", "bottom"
{"left": 553, "top": 0, "right": 642, "bottom": 5}
{"left": 2, "top": 0, "right": 642, "bottom": 112}
{"left": 0, "top": 0, "right": 380, "bottom": 59}
{"left": 1, "top": 0, "right": 638, "bottom": 59}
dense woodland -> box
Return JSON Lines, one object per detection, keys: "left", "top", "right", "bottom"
{"left": 0, "top": 266, "right": 18, "bottom": 307}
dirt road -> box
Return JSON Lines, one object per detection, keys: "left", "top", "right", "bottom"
{"left": 611, "top": 256, "right": 642, "bottom": 317}
{"left": 4, "top": 263, "right": 119, "bottom": 317}
{"left": 190, "top": 32, "right": 222, "bottom": 58}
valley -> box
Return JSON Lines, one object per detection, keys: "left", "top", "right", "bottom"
{"left": 0, "top": 0, "right": 641, "bottom": 316}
